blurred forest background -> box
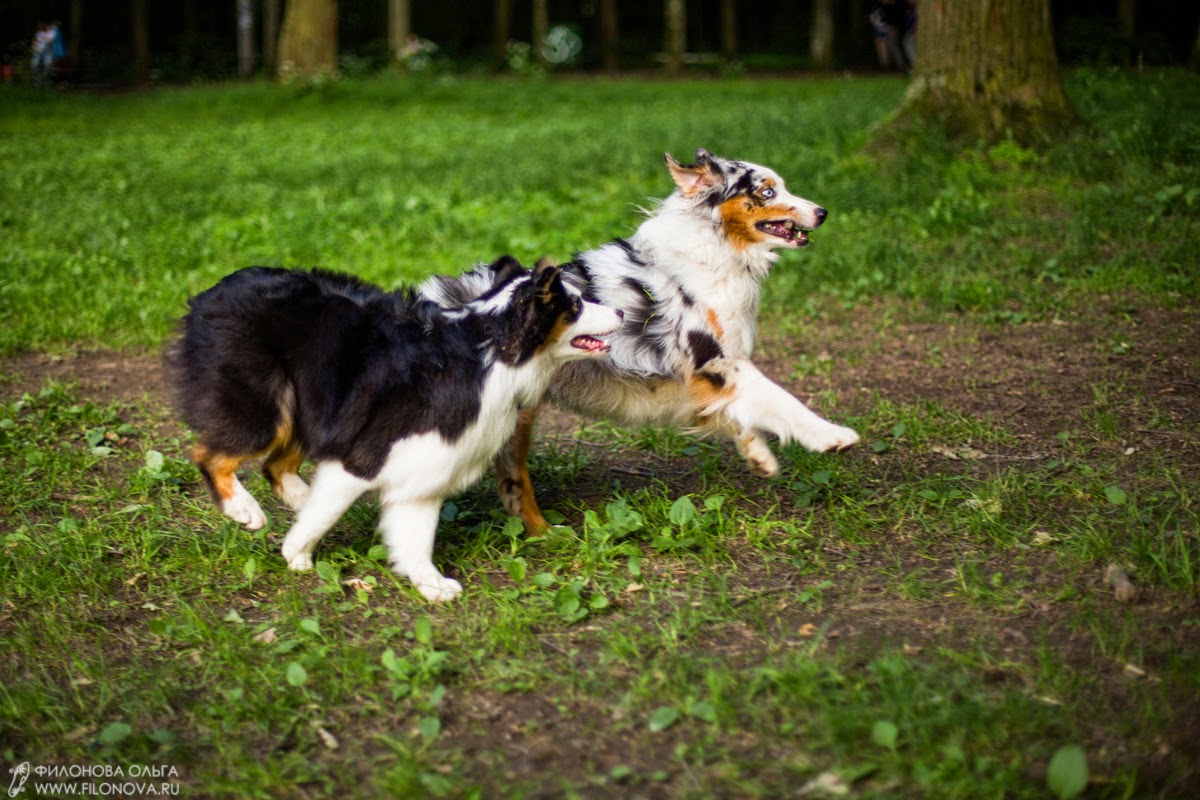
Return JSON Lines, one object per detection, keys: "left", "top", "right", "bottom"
{"left": 3, "top": 0, "right": 1199, "bottom": 86}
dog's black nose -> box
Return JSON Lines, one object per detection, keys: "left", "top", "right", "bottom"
{"left": 814, "top": 207, "right": 828, "bottom": 226}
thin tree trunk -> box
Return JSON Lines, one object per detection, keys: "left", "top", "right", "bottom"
{"left": 1191, "top": 15, "right": 1200, "bottom": 73}
{"left": 1117, "top": 0, "right": 1135, "bottom": 40}
{"left": 181, "top": 0, "right": 196, "bottom": 69}
{"left": 720, "top": 0, "right": 736, "bottom": 64}
{"left": 388, "top": 0, "right": 410, "bottom": 66}
{"left": 494, "top": 0, "right": 511, "bottom": 67}
{"left": 890, "top": 0, "right": 1077, "bottom": 145}
{"left": 1118, "top": 0, "right": 1136, "bottom": 64}
{"left": 810, "top": 0, "right": 834, "bottom": 70}
{"left": 276, "top": 0, "right": 337, "bottom": 79}
{"left": 664, "top": 0, "right": 685, "bottom": 76}
{"left": 69, "top": 0, "right": 82, "bottom": 69}
{"left": 237, "top": 0, "right": 255, "bottom": 77}
{"left": 532, "top": 0, "right": 548, "bottom": 66}
{"left": 263, "top": 0, "right": 280, "bottom": 73}
{"left": 598, "top": 0, "right": 618, "bottom": 72}
{"left": 132, "top": 0, "right": 149, "bottom": 84}
{"left": 848, "top": 0, "right": 866, "bottom": 59}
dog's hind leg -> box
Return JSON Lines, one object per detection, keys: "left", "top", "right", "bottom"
{"left": 193, "top": 444, "right": 268, "bottom": 530}
{"left": 494, "top": 407, "right": 550, "bottom": 535}
{"left": 263, "top": 439, "right": 309, "bottom": 511}
{"left": 696, "top": 416, "right": 780, "bottom": 477}
{"left": 280, "top": 462, "right": 370, "bottom": 572}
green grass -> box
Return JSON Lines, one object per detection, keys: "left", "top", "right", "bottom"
{"left": 2, "top": 71, "right": 1199, "bottom": 797}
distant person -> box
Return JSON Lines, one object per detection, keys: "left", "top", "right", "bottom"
{"left": 31, "top": 22, "right": 54, "bottom": 84}
{"left": 869, "top": 5, "right": 890, "bottom": 69}
{"left": 50, "top": 20, "right": 66, "bottom": 65}
{"left": 871, "top": 0, "right": 907, "bottom": 71}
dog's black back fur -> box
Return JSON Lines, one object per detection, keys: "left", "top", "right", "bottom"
{"left": 167, "top": 262, "right": 558, "bottom": 479}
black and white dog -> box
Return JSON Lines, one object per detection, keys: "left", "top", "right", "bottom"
{"left": 167, "top": 259, "right": 622, "bottom": 601}
{"left": 422, "top": 150, "right": 860, "bottom": 532}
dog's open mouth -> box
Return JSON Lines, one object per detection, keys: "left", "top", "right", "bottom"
{"left": 570, "top": 335, "right": 610, "bottom": 354}
{"left": 755, "top": 220, "right": 809, "bottom": 246}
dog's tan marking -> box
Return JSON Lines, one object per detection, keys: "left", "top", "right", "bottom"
{"left": 705, "top": 307, "right": 724, "bottom": 341}
{"left": 495, "top": 408, "right": 549, "bottom": 534}
{"left": 716, "top": 197, "right": 802, "bottom": 251}
{"left": 192, "top": 444, "right": 245, "bottom": 503}
{"left": 686, "top": 371, "right": 734, "bottom": 411}
{"left": 534, "top": 312, "right": 574, "bottom": 356}
{"left": 263, "top": 439, "right": 305, "bottom": 493}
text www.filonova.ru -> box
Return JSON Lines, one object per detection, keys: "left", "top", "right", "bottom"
{"left": 7, "top": 762, "right": 182, "bottom": 796}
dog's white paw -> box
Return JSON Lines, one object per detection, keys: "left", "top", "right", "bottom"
{"left": 222, "top": 488, "right": 267, "bottom": 530}
{"left": 801, "top": 424, "right": 861, "bottom": 454}
{"left": 283, "top": 550, "right": 314, "bottom": 572}
{"left": 280, "top": 538, "right": 314, "bottom": 571}
{"left": 410, "top": 573, "right": 463, "bottom": 603}
{"left": 740, "top": 435, "right": 780, "bottom": 477}
{"left": 277, "top": 474, "right": 310, "bottom": 512}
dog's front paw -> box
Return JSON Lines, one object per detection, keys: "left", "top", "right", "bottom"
{"left": 801, "top": 424, "right": 860, "bottom": 454}
{"left": 281, "top": 540, "right": 314, "bottom": 571}
{"left": 411, "top": 574, "right": 463, "bottom": 603}
{"left": 222, "top": 489, "right": 267, "bottom": 530}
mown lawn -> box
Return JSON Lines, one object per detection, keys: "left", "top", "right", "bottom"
{"left": 1, "top": 72, "right": 1198, "bottom": 798}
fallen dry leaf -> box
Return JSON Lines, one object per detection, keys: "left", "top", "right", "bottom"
{"left": 343, "top": 577, "right": 374, "bottom": 592}
{"left": 624, "top": 582, "right": 645, "bottom": 593}
{"left": 798, "top": 623, "right": 818, "bottom": 637}
{"left": 316, "top": 726, "right": 339, "bottom": 750}
{"left": 252, "top": 627, "right": 278, "bottom": 644}
{"left": 799, "top": 771, "right": 849, "bottom": 797}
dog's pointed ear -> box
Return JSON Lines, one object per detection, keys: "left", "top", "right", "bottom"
{"left": 533, "top": 261, "right": 561, "bottom": 303}
{"left": 665, "top": 151, "right": 720, "bottom": 198}
{"left": 488, "top": 255, "right": 525, "bottom": 286}
{"left": 695, "top": 148, "right": 713, "bottom": 163}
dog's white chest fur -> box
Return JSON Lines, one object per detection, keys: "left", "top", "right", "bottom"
{"left": 374, "top": 363, "right": 545, "bottom": 501}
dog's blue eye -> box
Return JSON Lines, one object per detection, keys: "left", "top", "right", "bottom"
{"left": 761, "top": 188, "right": 775, "bottom": 199}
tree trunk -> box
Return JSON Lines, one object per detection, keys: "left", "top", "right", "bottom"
{"left": 720, "top": 0, "right": 736, "bottom": 64}
{"left": 532, "top": 0, "right": 548, "bottom": 66}
{"left": 890, "top": 0, "right": 1077, "bottom": 145}
{"left": 1117, "top": 0, "right": 1135, "bottom": 40}
{"left": 494, "top": 0, "right": 511, "bottom": 67}
{"left": 388, "top": 0, "right": 410, "bottom": 66}
{"left": 664, "top": 0, "right": 685, "bottom": 76}
{"left": 598, "top": 0, "right": 619, "bottom": 72}
{"left": 847, "top": 0, "right": 866, "bottom": 59}
{"left": 276, "top": 0, "right": 337, "bottom": 80}
{"left": 1191, "top": 15, "right": 1200, "bottom": 73}
{"left": 132, "top": 0, "right": 149, "bottom": 84}
{"left": 1118, "top": 0, "right": 1136, "bottom": 64}
{"left": 237, "top": 0, "right": 255, "bottom": 77}
{"left": 810, "top": 0, "right": 834, "bottom": 70}
{"left": 69, "top": 0, "right": 83, "bottom": 69}
{"left": 182, "top": 0, "right": 196, "bottom": 69}
{"left": 263, "top": 0, "right": 280, "bottom": 73}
